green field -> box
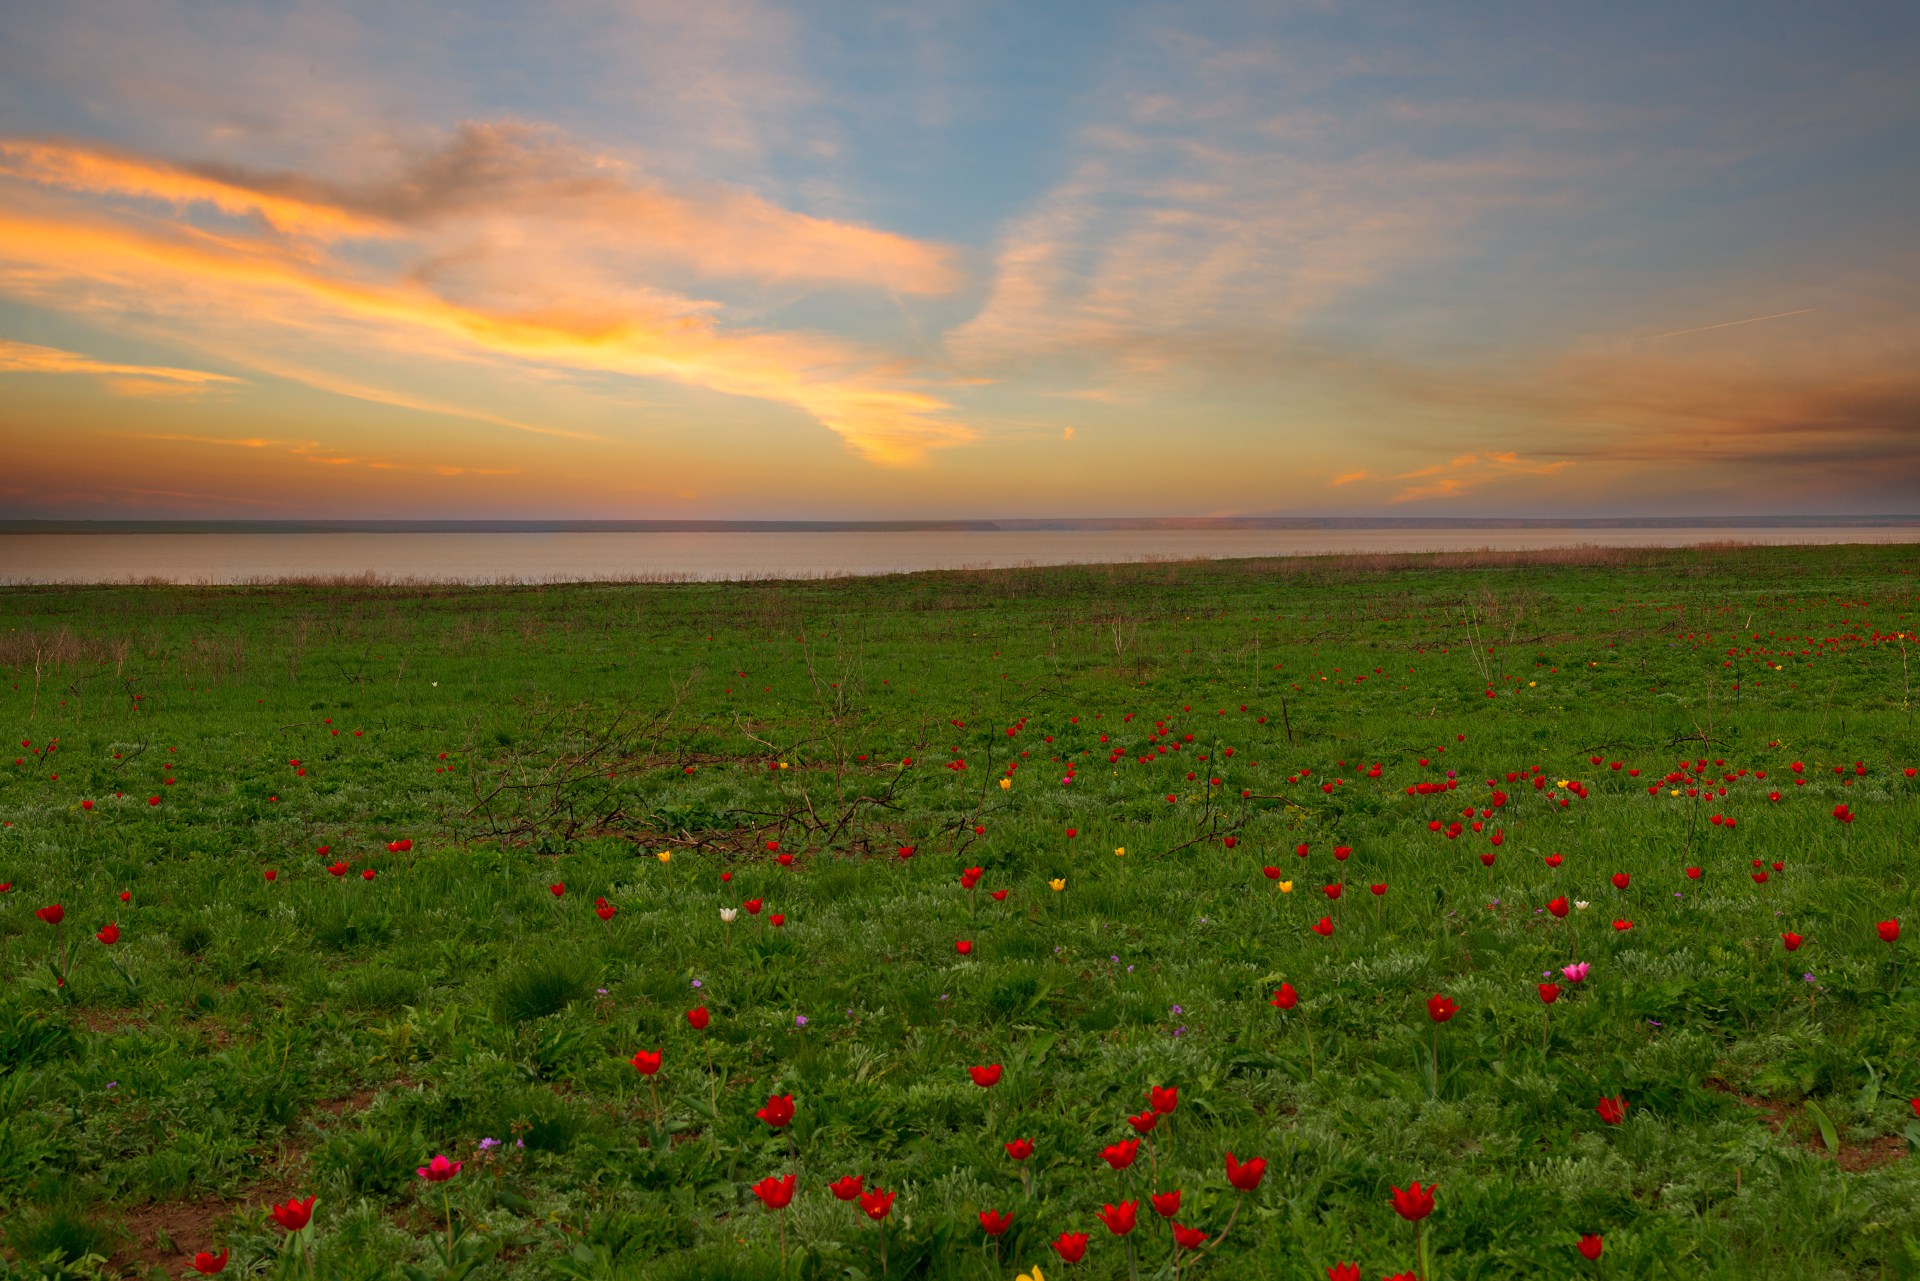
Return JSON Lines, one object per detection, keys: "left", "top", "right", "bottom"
{"left": 3, "top": 542, "right": 1919, "bottom": 1280}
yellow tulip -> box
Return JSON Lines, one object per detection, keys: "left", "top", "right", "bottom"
{"left": 1113, "top": 847, "right": 1125, "bottom": 857}
{"left": 1000, "top": 778, "right": 1012, "bottom": 790}
{"left": 1278, "top": 881, "right": 1293, "bottom": 893}
{"left": 1049, "top": 878, "right": 1066, "bottom": 891}
{"left": 778, "top": 762, "right": 790, "bottom": 770}
{"left": 656, "top": 850, "right": 672, "bottom": 864}
{"left": 1017, "top": 1268, "right": 1046, "bottom": 1281}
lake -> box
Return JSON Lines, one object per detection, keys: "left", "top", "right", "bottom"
{"left": 3, "top": 526, "right": 1917, "bottom": 584}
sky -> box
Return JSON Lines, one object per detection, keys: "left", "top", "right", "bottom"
{"left": 0, "top": 0, "right": 1916, "bottom": 521}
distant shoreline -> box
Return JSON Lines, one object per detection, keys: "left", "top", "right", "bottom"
{"left": 4, "top": 515, "right": 1917, "bottom": 535}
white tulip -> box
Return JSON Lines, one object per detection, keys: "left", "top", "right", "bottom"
{"left": 720, "top": 908, "right": 738, "bottom": 923}
{"left": 1574, "top": 900, "right": 1590, "bottom": 911}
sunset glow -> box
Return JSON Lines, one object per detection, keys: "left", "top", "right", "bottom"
{"left": 1, "top": 1, "right": 1914, "bottom": 518}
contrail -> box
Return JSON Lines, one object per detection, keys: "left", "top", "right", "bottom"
{"left": 1654, "top": 308, "right": 1820, "bottom": 340}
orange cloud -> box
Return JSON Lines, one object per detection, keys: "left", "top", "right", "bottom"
{"left": 0, "top": 338, "right": 242, "bottom": 397}
{"left": 0, "top": 130, "right": 971, "bottom": 464}
{"left": 1390, "top": 452, "right": 1572, "bottom": 503}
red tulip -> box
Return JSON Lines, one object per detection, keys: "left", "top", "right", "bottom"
{"left": 1126, "top": 1109, "right": 1159, "bottom": 1135}
{"left": 989, "top": 890, "right": 1008, "bottom": 902}
{"left": 979, "top": 1209, "right": 1013, "bottom": 1236}
{"left": 859, "top": 1188, "right": 895, "bottom": 1221}
{"left": 771, "top": 914, "right": 785, "bottom": 927}
{"left": 1389, "top": 1181, "right": 1435, "bottom": 1221}
{"left": 269, "top": 1196, "right": 315, "bottom": 1232}
{"left": 1004, "top": 1139, "right": 1033, "bottom": 1161}
{"left": 1150, "top": 1188, "right": 1181, "bottom": 1217}
{"left": 1151, "top": 1084, "right": 1178, "bottom": 1115}
{"left": 1171, "top": 1222, "right": 1207, "bottom": 1250}
{"left": 1577, "top": 1234, "right": 1604, "bottom": 1261}
{"left": 362, "top": 869, "right": 376, "bottom": 882}
{"left": 630, "top": 1049, "right": 663, "bottom": 1076}
{"left": 264, "top": 870, "right": 277, "bottom": 881}
{"left": 118, "top": 891, "right": 130, "bottom": 903}
{"left": 1097, "top": 1201, "right": 1138, "bottom": 1235}
{"left": 1371, "top": 883, "right": 1387, "bottom": 896}
{"left": 1101, "top": 1139, "right": 1140, "bottom": 1170}
{"left": 956, "top": 940, "right": 973, "bottom": 955}
{"left": 752, "top": 1174, "right": 796, "bottom": 1210}
{"left": 1544, "top": 853, "right": 1564, "bottom": 868}
{"left": 36, "top": 904, "right": 64, "bottom": 926}
{"left": 416, "top": 1155, "right": 461, "bottom": 1182}
{"left": 191, "top": 1248, "right": 228, "bottom": 1274}
{"left": 1223, "top": 836, "right": 1237, "bottom": 848}
{"left": 1263, "top": 866, "right": 1282, "bottom": 880}
{"left": 1311, "top": 917, "right": 1333, "bottom": 937}
{"left": 1296, "top": 843, "right": 1309, "bottom": 858}
{"left": 745, "top": 899, "right": 764, "bottom": 915}
{"left": 1595, "top": 1095, "right": 1627, "bottom": 1125}
{"left": 1548, "top": 896, "right": 1569, "bottom": 918}
{"left": 1065, "top": 828, "right": 1077, "bottom": 838}
{"left": 687, "top": 1007, "right": 710, "bottom": 1030}
{"left": 1686, "top": 867, "right": 1702, "bottom": 879}
{"left": 1489, "top": 830, "right": 1504, "bottom": 847}
{"left": 597, "top": 902, "right": 616, "bottom": 921}
{"left": 96, "top": 923, "right": 119, "bottom": 946}
{"left": 1613, "top": 920, "right": 1633, "bottom": 932}
{"left": 1427, "top": 994, "right": 1458, "bottom": 1023}
{"left": 1224, "top": 1151, "right": 1267, "bottom": 1191}
{"left": 1479, "top": 853, "right": 1496, "bottom": 867}
{"left": 1327, "top": 1264, "right": 1360, "bottom": 1281}
{"left": 757, "top": 1094, "right": 795, "bottom": 1127}
{"left": 328, "top": 862, "right": 349, "bottom": 878}
{"left": 1611, "top": 873, "right": 1630, "bottom": 890}
{"left": 1334, "top": 845, "right": 1352, "bottom": 860}
{"left": 1053, "top": 1231, "right": 1090, "bottom": 1263}
{"left": 960, "top": 868, "right": 982, "bottom": 889}
{"left": 828, "top": 1174, "right": 863, "bottom": 1200}
{"left": 1324, "top": 884, "right": 1342, "bottom": 900}
{"left": 1271, "top": 983, "right": 1298, "bottom": 1009}
{"left": 1879, "top": 920, "right": 1901, "bottom": 944}
{"left": 549, "top": 883, "right": 564, "bottom": 897}
{"left": 1538, "top": 983, "right": 1560, "bottom": 1004}
{"left": 969, "top": 1064, "right": 1003, "bottom": 1088}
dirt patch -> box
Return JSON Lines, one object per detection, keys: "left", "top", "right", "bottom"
{"left": 1700, "top": 1078, "right": 1906, "bottom": 1170}
{"left": 315, "top": 1088, "right": 378, "bottom": 1117}
{"left": 1837, "top": 1135, "right": 1908, "bottom": 1173}
{"left": 69, "top": 1007, "right": 152, "bottom": 1035}
{"left": 108, "top": 1173, "right": 303, "bottom": 1275}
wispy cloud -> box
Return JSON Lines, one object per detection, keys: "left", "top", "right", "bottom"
{"left": 1649, "top": 308, "right": 1823, "bottom": 341}
{"left": 0, "top": 128, "right": 971, "bottom": 463}
{"left": 1389, "top": 452, "right": 1572, "bottom": 503}
{"left": 0, "top": 337, "right": 242, "bottom": 397}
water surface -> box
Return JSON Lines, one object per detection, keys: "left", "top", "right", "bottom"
{"left": 3, "top": 526, "right": 1915, "bottom": 584}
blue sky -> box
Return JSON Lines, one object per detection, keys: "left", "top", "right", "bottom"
{"left": 1, "top": 0, "right": 1914, "bottom": 518}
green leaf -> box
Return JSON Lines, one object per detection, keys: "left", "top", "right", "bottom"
{"left": 1804, "top": 1099, "right": 1840, "bottom": 1154}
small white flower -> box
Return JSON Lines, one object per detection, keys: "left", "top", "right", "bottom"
{"left": 1574, "top": 900, "right": 1590, "bottom": 910}
{"left": 720, "top": 908, "right": 738, "bottom": 923}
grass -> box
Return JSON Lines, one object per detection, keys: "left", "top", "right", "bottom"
{"left": 0, "top": 541, "right": 1918, "bottom": 1279}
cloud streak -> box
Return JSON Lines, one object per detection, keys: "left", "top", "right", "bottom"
{"left": 0, "top": 337, "right": 242, "bottom": 397}
{"left": 0, "top": 129, "right": 972, "bottom": 463}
